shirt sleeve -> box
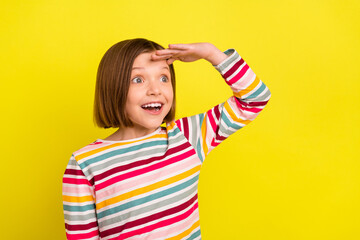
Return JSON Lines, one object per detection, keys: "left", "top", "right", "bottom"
{"left": 62, "top": 154, "right": 100, "bottom": 240}
{"left": 175, "top": 48, "right": 271, "bottom": 163}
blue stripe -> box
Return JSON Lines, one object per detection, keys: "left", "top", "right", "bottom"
{"left": 79, "top": 140, "right": 168, "bottom": 168}
{"left": 97, "top": 173, "right": 200, "bottom": 219}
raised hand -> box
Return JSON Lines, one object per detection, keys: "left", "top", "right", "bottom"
{"left": 151, "top": 42, "right": 228, "bottom": 65}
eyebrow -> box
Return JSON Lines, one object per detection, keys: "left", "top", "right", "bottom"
{"left": 132, "top": 66, "right": 169, "bottom": 70}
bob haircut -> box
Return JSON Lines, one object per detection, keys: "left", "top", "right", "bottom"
{"left": 93, "top": 38, "right": 176, "bottom": 129}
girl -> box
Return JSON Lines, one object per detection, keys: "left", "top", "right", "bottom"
{"left": 62, "top": 38, "right": 271, "bottom": 240}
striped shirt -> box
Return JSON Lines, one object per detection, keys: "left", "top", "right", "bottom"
{"left": 62, "top": 49, "right": 271, "bottom": 240}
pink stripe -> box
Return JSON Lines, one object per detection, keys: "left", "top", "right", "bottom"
{"left": 227, "top": 64, "right": 249, "bottom": 85}
{"left": 73, "top": 142, "right": 112, "bottom": 156}
{"left": 231, "top": 68, "right": 254, "bottom": 91}
{"left": 63, "top": 185, "right": 92, "bottom": 195}
{"left": 97, "top": 149, "right": 195, "bottom": 191}
{"left": 117, "top": 202, "right": 198, "bottom": 240}
{"left": 66, "top": 229, "right": 99, "bottom": 240}
{"left": 96, "top": 155, "right": 200, "bottom": 200}
{"left": 63, "top": 177, "right": 91, "bottom": 186}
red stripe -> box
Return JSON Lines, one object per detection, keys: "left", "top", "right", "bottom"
{"left": 207, "top": 109, "right": 217, "bottom": 133}
{"left": 182, "top": 117, "right": 190, "bottom": 140}
{"left": 175, "top": 119, "right": 182, "bottom": 131}
{"left": 214, "top": 133, "right": 226, "bottom": 143}
{"left": 102, "top": 194, "right": 198, "bottom": 239}
{"left": 211, "top": 139, "right": 221, "bottom": 148}
{"left": 63, "top": 177, "right": 92, "bottom": 186}
{"left": 223, "top": 58, "right": 244, "bottom": 79}
{"left": 66, "top": 229, "right": 99, "bottom": 240}
{"left": 94, "top": 143, "right": 192, "bottom": 184}
{"left": 119, "top": 201, "right": 198, "bottom": 239}
{"left": 96, "top": 147, "right": 195, "bottom": 191}
{"left": 64, "top": 169, "right": 84, "bottom": 176}
{"left": 227, "top": 63, "right": 249, "bottom": 85}
{"left": 66, "top": 222, "right": 98, "bottom": 231}
{"left": 235, "top": 97, "right": 269, "bottom": 107}
{"left": 214, "top": 104, "right": 220, "bottom": 120}
{"left": 234, "top": 98, "right": 263, "bottom": 114}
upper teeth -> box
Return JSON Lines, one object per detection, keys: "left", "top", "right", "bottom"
{"left": 142, "top": 103, "right": 162, "bottom": 108}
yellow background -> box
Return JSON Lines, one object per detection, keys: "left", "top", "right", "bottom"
{"left": 1, "top": 0, "right": 359, "bottom": 239}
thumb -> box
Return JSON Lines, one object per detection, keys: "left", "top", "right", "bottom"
{"left": 167, "top": 57, "right": 176, "bottom": 65}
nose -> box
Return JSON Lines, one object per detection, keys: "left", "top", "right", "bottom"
{"left": 146, "top": 79, "right": 161, "bottom": 96}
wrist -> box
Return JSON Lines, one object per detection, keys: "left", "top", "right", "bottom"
{"left": 204, "top": 45, "right": 228, "bottom": 65}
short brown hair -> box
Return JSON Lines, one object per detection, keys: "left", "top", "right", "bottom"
{"left": 93, "top": 38, "right": 176, "bottom": 129}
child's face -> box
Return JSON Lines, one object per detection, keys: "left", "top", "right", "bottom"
{"left": 125, "top": 51, "right": 173, "bottom": 134}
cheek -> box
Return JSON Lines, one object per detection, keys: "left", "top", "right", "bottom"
{"left": 124, "top": 102, "right": 133, "bottom": 119}
{"left": 125, "top": 94, "right": 138, "bottom": 117}
{"left": 166, "top": 86, "right": 174, "bottom": 103}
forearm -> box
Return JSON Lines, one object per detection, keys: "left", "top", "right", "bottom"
{"left": 203, "top": 43, "right": 229, "bottom": 65}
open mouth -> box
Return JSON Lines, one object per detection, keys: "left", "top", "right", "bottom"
{"left": 141, "top": 102, "right": 163, "bottom": 111}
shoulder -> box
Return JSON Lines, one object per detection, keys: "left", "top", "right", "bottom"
{"left": 71, "top": 139, "right": 114, "bottom": 160}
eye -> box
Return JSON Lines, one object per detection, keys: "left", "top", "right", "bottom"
{"left": 160, "top": 75, "right": 169, "bottom": 82}
{"left": 131, "top": 77, "right": 143, "bottom": 83}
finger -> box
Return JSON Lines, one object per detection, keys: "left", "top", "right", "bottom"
{"left": 151, "top": 53, "right": 173, "bottom": 61}
{"left": 166, "top": 57, "right": 176, "bottom": 65}
{"left": 154, "top": 49, "right": 183, "bottom": 56}
{"left": 168, "top": 44, "right": 190, "bottom": 50}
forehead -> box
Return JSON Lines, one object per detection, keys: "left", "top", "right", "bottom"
{"left": 132, "top": 52, "right": 169, "bottom": 70}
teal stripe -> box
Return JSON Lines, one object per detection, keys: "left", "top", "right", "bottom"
{"left": 244, "top": 81, "right": 265, "bottom": 100}
{"left": 168, "top": 126, "right": 181, "bottom": 137}
{"left": 221, "top": 111, "right": 243, "bottom": 130}
{"left": 198, "top": 114, "right": 204, "bottom": 128}
{"left": 63, "top": 203, "right": 95, "bottom": 212}
{"left": 83, "top": 143, "right": 169, "bottom": 176}
{"left": 196, "top": 139, "right": 204, "bottom": 163}
{"left": 79, "top": 140, "right": 168, "bottom": 169}
{"left": 187, "top": 229, "right": 201, "bottom": 240}
{"left": 97, "top": 173, "right": 200, "bottom": 219}
{"left": 98, "top": 180, "right": 199, "bottom": 228}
